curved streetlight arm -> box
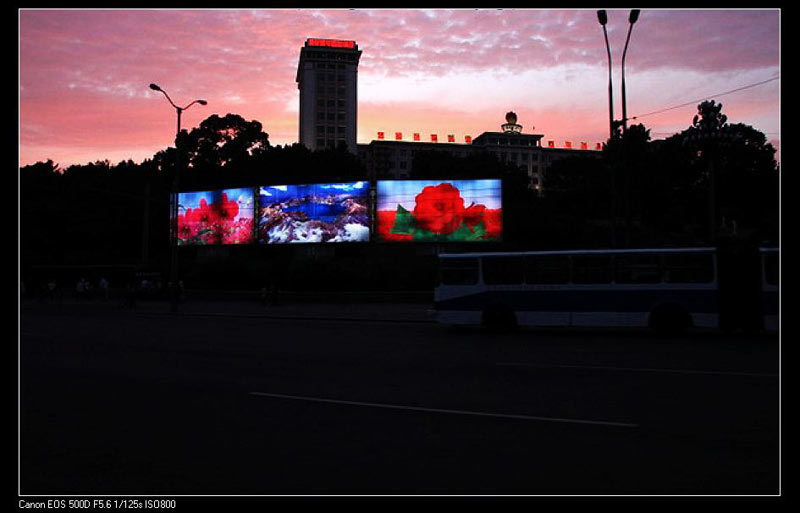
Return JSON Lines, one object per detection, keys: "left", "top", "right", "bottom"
{"left": 151, "top": 85, "right": 207, "bottom": 136}
{"left": 180, "top": 99, "right": 208, "bottom": 111}
{"left": 621, "top": 24, "right": 635, "bottom": 130}
{"left": 621, "top": 10, "right": 640, "bottom": 131}
{"left": 621, "top": 23, "right": 633, "bottom": 129}
{"left": 601, "top": 24, "right": 614, "bottom": 139}
{"left": 151, "top": 84, "right": 206, "bottom": 115}
{"left": 155, "top": 87, "right": 180, "bottom": 111}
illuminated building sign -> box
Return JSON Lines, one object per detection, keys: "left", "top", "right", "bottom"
{"left": 596, "top": 143, "right": 603, "bottom": 150}
{"left": 307, "top": 38, "right": 356, "bottom": 49}
{"left": 548, "top": 140, "right": 555, "bottom": 147}
{"left": 431, "top": 134, "right": 438, "bottom": 142}
{"left": 395, "top": 132, "right": 403, "bottom": 140}
{"left": 377, "top": 132, "right": 385, "bottom": 140}
{"left": 447, "top": 134, "right": 455, "bottom": 143}
{"left": 465, "top": 136, "right": 472, "bottom": 144}
{"left": 413, "top": 133, "right": 420, "bottom": 141}
{"left": 580, "top": 142, "right": 588, "bottom": 150}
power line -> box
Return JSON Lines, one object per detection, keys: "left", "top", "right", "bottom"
{"left": 628, "top": 75, "right": 779, "bottom": 122}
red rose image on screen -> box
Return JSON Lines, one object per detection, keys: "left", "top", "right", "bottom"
{"left": 178, "top": 192, "right": 254, "bottom": 245}
{"left": 377, "top": 181, "right": 502, "bottom": 242}
{"left": 413, "top": 183, "right": 466, "bottom": 234}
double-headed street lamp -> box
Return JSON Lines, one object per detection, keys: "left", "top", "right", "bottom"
{"left": 596, "top": 9, "right": 641, "bottom": 136}
{"left": 597, "top": 9, "right": 641, "bottom": 249}
{"left": 149, "top": 83, "right": 207, "bottom": 312}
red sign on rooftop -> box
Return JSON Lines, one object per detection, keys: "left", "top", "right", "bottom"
{"left": 307, "top": 38, "right": 356, "bottom": 49}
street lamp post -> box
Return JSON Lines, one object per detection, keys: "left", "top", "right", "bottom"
{"left": 597, "top": 10, "right": 617, "bottom": 248}
{"left": 621, "top": 9, "right": 641, "bottom": 133}
{"left": 597, "top": 10, "right": 615, "bottom": 140}
{"left": 597, "top": 9, "right": 641, "bottom": 249}
{"left": 149, "top": 83, "right": 207, "bottom": 312}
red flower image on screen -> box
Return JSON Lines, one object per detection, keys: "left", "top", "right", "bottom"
{"left": 376, "top": 180, "right": 502, "bottom": 242}
{"left": 177, "top": 189, "right": 254, "bottom": 245}
{"left": 412, "top": 183, "right": 465, "bottom": 234}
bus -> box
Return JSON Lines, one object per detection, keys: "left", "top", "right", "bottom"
{"left": 760, "top": 247, "right": 779, "bottom": 333}
{"left": 433, "top": 248, "right": 724, "bottom": 333}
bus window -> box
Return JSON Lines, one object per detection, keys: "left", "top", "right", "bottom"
{"left": 525, "top": 256, "right": 570, "bottom": 284}
{"left": 439, "top": 258, "right": 479, "bottom": 285}
{"left": 664, "top": 253, "right": 714, "bottom": 283}
{"left": 483, "top": 256, "right": 524, "bottom": 285}
{"left": 764, "top": 252, "right": 778, "bottom": 286}
{"left": 572, "top": 255, "right": 613, "bottom": 284}
{"left": 615, "top": 253, "right": 662, "bottom": 284}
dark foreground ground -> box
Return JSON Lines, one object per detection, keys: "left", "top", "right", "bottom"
{"left": 19, "top": 299, "right": 779, "bottom": 499}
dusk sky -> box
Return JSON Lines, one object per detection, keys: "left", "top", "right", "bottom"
{"left": 19, "top": 9, "right": 780, "bottom": 168}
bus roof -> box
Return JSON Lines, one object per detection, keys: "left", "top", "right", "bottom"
{"left": 439, "top": 248, "right": 717, "bottom": 258}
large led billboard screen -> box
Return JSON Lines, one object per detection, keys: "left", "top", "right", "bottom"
{"left": 258, "top": 182, "right": 370, "bottom": 243}
{"left": 177, "top": 188, "right": 255, "bottom": 245}
{"left": 376, "top": 179, "right": 502, "bottom": 242}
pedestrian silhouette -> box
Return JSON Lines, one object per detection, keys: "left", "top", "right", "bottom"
{"left": 99, "top": 277, "right": 109, "bottom": 301}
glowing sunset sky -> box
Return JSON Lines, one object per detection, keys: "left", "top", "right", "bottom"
{"left": 19, "top": 8, "right": 780, "bottom": 167}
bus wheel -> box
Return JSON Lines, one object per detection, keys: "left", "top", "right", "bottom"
{"left": 482, "top": 305, "right": 518, "bottom": 332}
{"left": 649, "top": 304, "right": 690, "bottom": 335}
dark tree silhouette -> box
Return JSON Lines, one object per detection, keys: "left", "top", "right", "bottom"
{"left": 20, "top": 106, "right": 778, "bottom": 294}
{"left": 182, "top": 113, "right": 270, "bottom": 171}
{"left": 692, "top": 100, "right": 727, "bottom": 132}
{"left": 668, "top": 100, "right": 778, "bottom": 243}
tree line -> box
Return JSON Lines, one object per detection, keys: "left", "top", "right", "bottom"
{"left": 20, "top": 102, "right": 779, "bottom": 289}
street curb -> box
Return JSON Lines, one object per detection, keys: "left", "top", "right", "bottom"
{"left": 133, "top": 310, "right": 436, "bottom": 324}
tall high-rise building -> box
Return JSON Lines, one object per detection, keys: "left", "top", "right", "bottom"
{"left": 296, "top": 38, "right": 362, "bottom": 152}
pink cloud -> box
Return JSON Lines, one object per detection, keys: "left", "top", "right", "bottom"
{"left": 19, "top": 9, "right": 779, "bottom": 167}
